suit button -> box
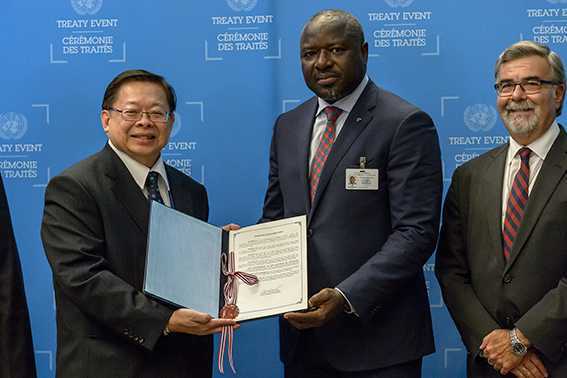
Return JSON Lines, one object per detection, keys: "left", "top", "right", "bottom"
{"left": 308, "top": 229, "right": 313, "bottom": 237}
{"left": 123, "top": 329, "right": 129, "bottom": 335}
{"left": 503, "top": 275, "right": 513, "bottom": 284}
{"left": 505, "top": 316, "right": 514, "bottom": 328}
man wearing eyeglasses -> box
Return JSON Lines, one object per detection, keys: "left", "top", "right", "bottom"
{"left": 436, "top": 40, "right": 567, "bottom": 377}
{"left": 41, "top": 70, "right": 235, "bottom": 378}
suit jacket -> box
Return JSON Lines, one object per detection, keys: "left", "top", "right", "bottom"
{"left": 436, "top": 128, "right": 567, "bottom": 376}
{"left": 41, "top": 145, "right": 212, "bottom": 378}
{"left": 0, "top": 177, "right": 36, "bottom": 378}
{"left": 261, "top": 81, "right": 443, "bottom": 371}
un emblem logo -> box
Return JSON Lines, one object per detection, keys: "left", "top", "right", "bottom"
{"left": 384, "top": 0, "right": 415, "bottom": 8}
{"left": 227, "top": 0, "right": 258, "bottom": 12}
{"left": 464, "top": 104, "right": 497, "bottom": 132}
{"left": 0, "top": 112, "right": 28, "bottom": 140}
{"left": 71, "top": 0, "right": 103, "bottom": 16}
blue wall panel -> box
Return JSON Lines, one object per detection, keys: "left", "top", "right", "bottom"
{"left": 2, "top": 0, "right": 564, "bottom": 376}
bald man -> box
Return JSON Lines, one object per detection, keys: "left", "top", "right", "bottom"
{"left": 260, "top": 9, "right": 442, "bottom": 378}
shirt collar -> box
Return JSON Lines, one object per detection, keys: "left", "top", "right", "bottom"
{"left": 507, "top": 120, "right": 560, "bottom": 161}
{"left": 108, "top": 140, "right": 170, "bottom": 191}
{"left": 316, "top": 75, "right": 369, "bottom": 116}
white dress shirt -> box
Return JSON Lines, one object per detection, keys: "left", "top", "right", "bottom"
{"left": 501, "top": 121, "right": 559, "bottom": 228}
{"left": 108, "top": 140, "right": 172, "bottom": 207}
{"left": 309, "top": 75, "right": 370, "bottom": 172}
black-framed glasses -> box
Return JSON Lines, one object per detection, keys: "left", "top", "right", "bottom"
{"left": 494, "top": 78, "right": 559, "bottom": 96}
{"left": 106, "top": 107, "right": 170, "bottom": 122}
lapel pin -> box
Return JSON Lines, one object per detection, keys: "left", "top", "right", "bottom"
{"left": 356, "top": 117, "right": 362, "bottom": 123}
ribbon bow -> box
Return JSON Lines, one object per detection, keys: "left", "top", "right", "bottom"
{"left": 218, "top": 252, "right": 258, "bottom": 374}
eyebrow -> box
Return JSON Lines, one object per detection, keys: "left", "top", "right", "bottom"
{"left": 121, "top": 100, "right": 166, "bottom": 107}
{"left": 498, "top": 76, "right": 544, "bottom": 82}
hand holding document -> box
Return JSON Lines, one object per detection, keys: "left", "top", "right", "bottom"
{"left": 284, "top": 288, "right": 346, "bottom": 330}
{"left": 144, "top": 202, "right": 308, "bottom": 373}
{"left": 143, "top": 201, "right": 308, "bottom": 321}
{"left": 166, "top": 308, "right": 237, "bottom": 336}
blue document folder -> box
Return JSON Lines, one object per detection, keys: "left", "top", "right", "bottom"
{"left": 144, "top": 201, "right": 308, "bottom": 320}
{"left": 144, "top": 201, "right": 223, "bottom": 316}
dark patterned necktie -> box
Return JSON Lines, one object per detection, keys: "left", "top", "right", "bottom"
{"left": 502, "top": 147, "right": 531, "bottom": 260}
{"left": 309, "top": 106, "right": 343, "bottom": 201}
{"left": 145, "top": 171, "right": 164, "bottom": 205}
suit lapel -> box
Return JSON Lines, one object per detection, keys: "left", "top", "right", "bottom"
{"left": 309, "top": 83, "right": 376, "bottom": 218}
{"left": 480, "top": 145, "right": 507, "bottom": 269}
{"left": 298, "top": 99, "right": 318, "bottom": 218}
{"left": 505, "top": 129, "right": 567, "bottom": 271}
{"left": 102, "top": 145, "right": 149, "bottom": 235}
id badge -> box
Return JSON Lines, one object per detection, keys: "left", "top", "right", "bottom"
{"left": 345, "top": 168, "right": 379, "bottom": 190}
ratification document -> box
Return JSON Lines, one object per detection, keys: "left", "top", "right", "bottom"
{"left": 144, "top": 201, "right": 308, "bottom": 321}
{"left": 229, "top": 217, "right": 307, "bottom": 320}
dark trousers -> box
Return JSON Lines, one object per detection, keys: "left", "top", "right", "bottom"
{"left": 285, "top": 359, "right": 422, "bottom": 378}
{"left": 285, "top": 335, "right": 421, "bottom": 378}
{"left": 467, "top": 356, "right": 514, "bottom": 378}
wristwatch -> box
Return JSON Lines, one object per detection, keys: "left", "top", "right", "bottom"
{"left": 509, "top": 328, "right": 528, "bottom": 356}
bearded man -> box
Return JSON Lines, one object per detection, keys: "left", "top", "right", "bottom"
{"left": 436, "top": 40, "right": 567, "bottom": 378}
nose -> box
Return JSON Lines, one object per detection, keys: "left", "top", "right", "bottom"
{"left": 511, "top": 83, "right": 527, "bottom": 100}
{"left": 315, "top": 50, "right": 332, "bottom": 70}
{"left": 136, "top": 112, "right": 153, "bottom": 126}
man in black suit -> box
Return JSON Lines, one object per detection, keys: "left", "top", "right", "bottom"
{"left": 436, "top": 41, "right": 567, "bottom": 378}
{"left": 41, "top": 70, "right": 235, "bottom": 377}
{"left": 0, "top": 176, "right": 36, "bottom": 378}
{"left": 260, "top": 10, "right": 442, "bottom": 377}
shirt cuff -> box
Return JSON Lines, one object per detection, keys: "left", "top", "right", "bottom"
{"left": 163, "top": 325, "right": 171, "bottom": 336}
{"left": 335, "top": 287, "right": 358, "bottom": 316}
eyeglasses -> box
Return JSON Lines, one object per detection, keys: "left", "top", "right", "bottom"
{"left": 494, "top": 78, "right": 559, "bottom": 96}
{"left": 106, "top": 107, "right": 170, "bottom": 122}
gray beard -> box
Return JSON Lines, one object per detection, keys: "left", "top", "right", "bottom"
{"left": 501, "top": 100, "right": 539, "bottom": 135}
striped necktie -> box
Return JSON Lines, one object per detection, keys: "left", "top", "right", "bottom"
{"left": 309, "top": 106, "right": 343, "bottom": 201}
{"left": 502, "top": 147, "right": 531, "bottom": 260}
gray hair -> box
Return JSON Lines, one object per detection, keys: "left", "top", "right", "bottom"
{"left": 495, "top": 40, "right": 565, "bottom": 116}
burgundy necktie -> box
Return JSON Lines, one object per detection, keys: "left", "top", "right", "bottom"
{"left": 502, "top": 147, "right": 531, "bottom": 260}
{"left": 309, "top": 106, "right": 343, "bottom": 201}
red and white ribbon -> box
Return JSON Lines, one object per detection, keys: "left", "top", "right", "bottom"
{"left": 218, "top": 251, "right": 258, "bottom": 374}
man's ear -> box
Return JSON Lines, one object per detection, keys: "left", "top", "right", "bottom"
{"left": 555, "top": 83, "right": 565, "bottom": 112}
{"left": 361, "top": 42, "right": 369, "bottom": 63}
{"left": 101, "top": 110, "right": 111, "bottom": 134}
